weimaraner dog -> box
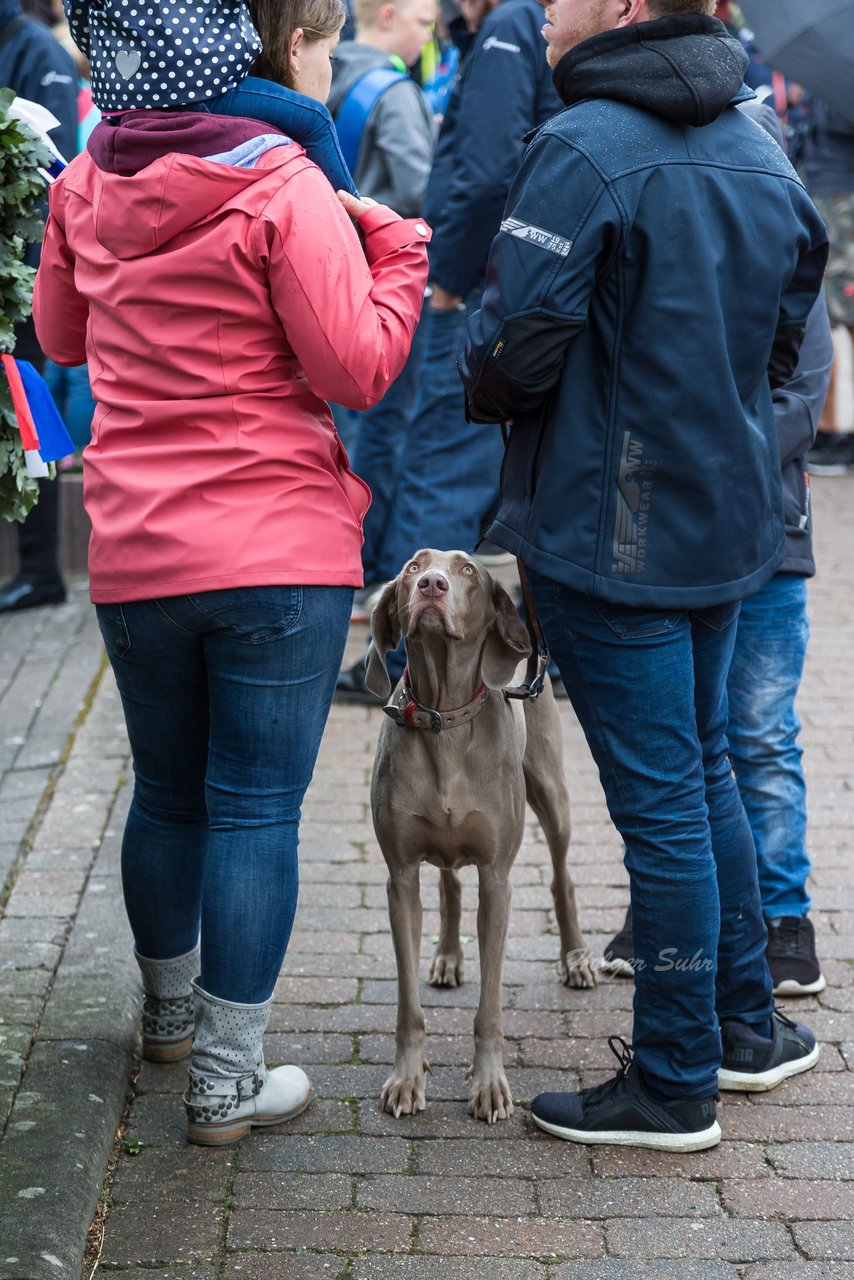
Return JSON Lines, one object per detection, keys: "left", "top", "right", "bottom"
{"left": 365, "top": 548, "right": 596, "bottom": 1125}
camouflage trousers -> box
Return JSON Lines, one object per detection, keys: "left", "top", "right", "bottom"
{"left": 813, "top": 192, "right": 854, "bottom": 328}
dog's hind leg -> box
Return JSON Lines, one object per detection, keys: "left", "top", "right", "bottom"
{"left": 428, "top": 868, "right": 464, "bottom": 988}
{"left": 523, "top": 690, "right": 596, "bottom": 989}
{"left": 380, "top": 862, "right": 431, "bottom": 1117}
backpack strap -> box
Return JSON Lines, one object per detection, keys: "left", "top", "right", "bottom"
{"left": 334, "top": 66, "right": 408, "bottom": 176}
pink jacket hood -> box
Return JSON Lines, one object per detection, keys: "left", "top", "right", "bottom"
{"left": 85, "top": 111, "right": 288, "bottom": 259}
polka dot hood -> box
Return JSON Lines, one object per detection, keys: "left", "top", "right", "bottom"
{"left": 65, "top": 0, "right": 262, "bottom": 111}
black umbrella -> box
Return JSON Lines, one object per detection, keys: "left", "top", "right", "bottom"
{"left": 739, "top": 0, "right": 854, "bottom": 126}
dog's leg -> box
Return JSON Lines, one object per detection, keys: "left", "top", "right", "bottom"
{"left": 380, "top": 863, "right": 430, "bottom": 1117}
{"left": 428, "top": 868, "right": 464, "bottom": 988}
{"left": 467, "top": 865, "right": 513, "bottom": 1124}
{"left": 523, "top": 694, "right": 597, "bottom": 990}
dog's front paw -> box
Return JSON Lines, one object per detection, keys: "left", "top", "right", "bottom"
{"left": 467, "top": 1071, "right": 513, "bottom": 1125}
{"left": 558, "top": 947, "right": 598, "bottom": 989}
{"left": 428, "top": 952, "right": 464, "bottom": 988}
{"left": 379, "top": 1067, "right": 428, "bottom": 1119}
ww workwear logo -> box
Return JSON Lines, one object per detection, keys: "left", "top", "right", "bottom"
{"left": 612, "top": 432, "right": 657, "bottom": 574}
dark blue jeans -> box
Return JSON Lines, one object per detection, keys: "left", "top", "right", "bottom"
{"left": 379, "top": 296, "right": 505, "bottom": 580}
{"left": 528, "top": 573, "right": 774, "bottom": 1098}
{"left": 97, "top": 585, "right": 351, "bottom": 1005}
{"left": 351, "top": 296, "right": 428, "bottom": 586}
{"left": 374, "top": 295, "right": 506, "bottom": 681}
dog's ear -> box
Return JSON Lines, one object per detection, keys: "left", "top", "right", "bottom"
{"left": 481, "top": 579, "right": 532, "bottom": 689}
{"left": 365, "top": 579, "right": 402, "bottom": 698}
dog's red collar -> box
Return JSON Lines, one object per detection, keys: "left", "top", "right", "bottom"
{"left": 383, "top": 668, "right": 489, "bottom": 734}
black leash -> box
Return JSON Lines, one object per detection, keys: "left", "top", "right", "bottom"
{"left": 503, "top": 558, "right": 550, "bottom": 702}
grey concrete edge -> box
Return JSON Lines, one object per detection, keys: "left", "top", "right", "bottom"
{"left": 0, "top": 791, "right": 141, "bottom": 1280}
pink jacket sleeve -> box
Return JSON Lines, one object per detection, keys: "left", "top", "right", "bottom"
{"left": 257, "top": 165, "right": 431, "bottom": 411}
{"left": 32, "top": 178, "right": 90, "bottom": 367}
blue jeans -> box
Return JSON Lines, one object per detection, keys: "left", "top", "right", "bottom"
{"left": 193, "top": 75, "right": 359, "bottom": 196}
{"left": 43, "top": 360, "right": 95, "bottom": 450}
{"left": 351, "top": 297, "right": 427, "bottom": 585}
{"left": 727, "top": 574, "right": 811, "bottom": 920}
{"left": 375, "top": 295, "right": 505, "bottom": 680}
{"left": 528, "top": 573, "right": 774, "bottom": 1098}
{"left": 97, "top": 586, "right": 351, "bottom": 1005}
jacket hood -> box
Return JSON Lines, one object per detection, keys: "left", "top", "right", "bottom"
{"left": 75, "top": 111, "right": 293, "bottom": 259}
{"left": 64, "top": 0, "right": 261, "bottom": 113}
{"left": 552, "top": 15, "right": 749, "bottom": 128}
{"left": 326, "top": 42, "right": 400, "bottom": 116}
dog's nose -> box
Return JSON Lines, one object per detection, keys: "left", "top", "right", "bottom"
{"left": 417, "top": 572, "right": 449, "bottom": 598}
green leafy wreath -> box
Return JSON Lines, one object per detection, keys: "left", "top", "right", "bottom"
{"left": 0, "top": 87, "right": 54, "bottom": 522}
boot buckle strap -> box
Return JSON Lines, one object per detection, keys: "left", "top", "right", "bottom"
{"left": 236, "top": 1071, "right": 262, "bottom": 1101}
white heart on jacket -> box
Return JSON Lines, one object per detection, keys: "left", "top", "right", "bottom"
{"left": 115, "top": 49, "right": 141, "bottom": 79}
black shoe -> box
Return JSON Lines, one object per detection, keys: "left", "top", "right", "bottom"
{"left": 766, "top": 915, "right": 826, "bottom": 996}
{"left": 807, "top": 432, "right": 854, "bottom": 475}
{"left": 601, "top": 905, "right": 634, "bottom": 977}
{"left": 350, "top": 583, "right": 385, "bottom": 625}
{"left": 718, "top": 1009, "right": 819, "bottom": 1092}
{"left": 531, "top": 1037, "right": 720, "bottom": 1152}
{"left": 0, "top": 575, "right": 66, "bottom": 613}
{"left": 334, "top": 657, "right": 385, "bottom": 706}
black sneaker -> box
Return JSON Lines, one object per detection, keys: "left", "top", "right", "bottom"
{"left": 0, "top": 574, "right": 66, "bottom": 613}
{"left": 334, "top": 657, "right": 384, "bottom": 707}
{"left": 601, "top": 905, "right": 634, "bottom": 977}
{"left": 530, "top": 1037, "right": 720, "bottom": 1152}
{"left": 807, "top": 432, "right": 854, "bottom": 475}
{"left": 718, "top": 1010, "right": 819, "bottom": 1092}
{"left": 766, "top": 915, "right": 826, "bottom": 996}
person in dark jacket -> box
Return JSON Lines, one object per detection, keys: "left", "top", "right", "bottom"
{"left": 461, "top": 0, "right": 828, "bottom": 1151}
{"left": 604, "top": 101, "right": 833, "bottom": 1000}
{"left": 337, "top": 0, "right": 560, "bottom": 695}
{"left": 0, "top": 0, "right": 77, "bottom": 612}
{"left": 801, "top": 100, "right": 854, "bottom": 474}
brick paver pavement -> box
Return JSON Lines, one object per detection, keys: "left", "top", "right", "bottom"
{"left": 0, "top": 477, "right": 852, "bottom": 1280}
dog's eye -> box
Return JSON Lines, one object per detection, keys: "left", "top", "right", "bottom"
{"left": 407, "top": 561, "right": 420, "bottom": 573}
{"left": 461, "top": 564, "right": 475, "bottom": 576}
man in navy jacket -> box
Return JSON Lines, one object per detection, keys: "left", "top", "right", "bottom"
{"left": 461, "top": 0, "right": 827, "bottom": 1151}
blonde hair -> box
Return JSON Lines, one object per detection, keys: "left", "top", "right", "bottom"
{"left": 354, "top": 0, "right": 420, "bottom": 28}
{"left": 251, "top": 0, "right": 347, "bottom": 89}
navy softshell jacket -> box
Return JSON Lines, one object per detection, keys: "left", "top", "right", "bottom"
{"left": 461, "top": 16, "right": 829, "bottom": 609}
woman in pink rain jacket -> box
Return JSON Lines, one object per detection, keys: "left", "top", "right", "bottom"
{"left": 32, "top": 0, "right": 430, "bottom": 1146}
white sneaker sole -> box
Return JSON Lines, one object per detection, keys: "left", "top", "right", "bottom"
{"left": 773, "top": 973, "right": 826, "bottom": 996}
{"left": 717, "top": 1043, "right": 820, "bottom": 1092}
{"left": 600, "top": 956, "right": 635, "bottom": 978}
{"left": 532, "top": 1112, "right": 721, "bottom": 1152}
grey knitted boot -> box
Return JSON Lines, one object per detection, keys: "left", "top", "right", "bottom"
{"left": 184, "top": 982, "right": 313, "bottom": 1146}
{"left": 135, "top": 946, "right": 198, "bottom": 1063}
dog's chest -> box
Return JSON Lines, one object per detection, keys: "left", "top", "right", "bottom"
{"left": 385, "top": 765, "right": 527, "bottom": 867}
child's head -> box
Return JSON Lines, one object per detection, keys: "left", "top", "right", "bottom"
{"left": 354, "top": 0, "right": 438, "bottom": 68}
{"left": 251, "top": 0, "right": 347, "bottom": 102}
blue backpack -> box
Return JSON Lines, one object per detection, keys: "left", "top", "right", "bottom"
{"left": 334, "top": 66, "right": 408, "bottom": 176}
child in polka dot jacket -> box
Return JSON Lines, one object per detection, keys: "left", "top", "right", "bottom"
{"left": 65, "top": 0, "right": 359, "bottom": 194}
